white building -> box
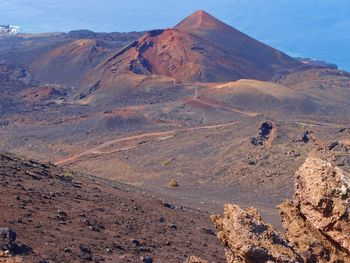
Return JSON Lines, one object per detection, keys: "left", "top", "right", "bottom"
{"left": 0, "top": 25, "right": 19, "bottom": 34}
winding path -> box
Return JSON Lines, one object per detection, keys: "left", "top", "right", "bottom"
{"left": 54, "top": 122, "right": 236, "bottom": 165}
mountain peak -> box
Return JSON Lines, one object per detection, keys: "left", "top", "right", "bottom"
{"left": 86, "top": 9, "right": 299, "bottom": 85}
{"left": 175, "top": 10, "right": 226, "bottom": 30}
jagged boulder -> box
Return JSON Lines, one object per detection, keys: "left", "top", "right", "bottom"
{"left": 211, "top": 204, "right": 302, "bottom": 263}
{"left": 211, "top": 155, "right": 350, "bottom": 262}
{"left": 294, "top": 157, "right": 350, "bottom": 254}
{"left": 279, "top": 200, "right": 349, "bottom": 262}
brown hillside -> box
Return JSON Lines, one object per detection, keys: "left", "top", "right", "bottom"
{"left": 0, "top": 152, "right": 224, "bottom": 262}
{"left": 30, "top": 39, "right": 117, "bottom": 85}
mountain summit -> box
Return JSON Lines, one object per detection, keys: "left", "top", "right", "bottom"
{"left": 86, "top": 10, "right": 300, "bottom": 84}
{"left": 175, "top": 10, "right": 228, "bottom": 30}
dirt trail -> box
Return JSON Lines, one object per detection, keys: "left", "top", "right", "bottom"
{"left": 191, "top": 97, "right": 259, "bottom": 117}
{"left": 283, "top": 119, "right": 346, "bottom": 128}
{"left": 54, "top": 118, "right": 344, "bottom": 166}
{"left": 188, "top": 87, "right": 259, "bottom": 117}
{"left": 54, "top": 122, "right": 236, "bottom": 165}
{"left": 1, "top": 152, "right": 225, "bottom": 262}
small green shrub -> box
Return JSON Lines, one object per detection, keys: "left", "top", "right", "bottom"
{"left": 168, "top": 178, "right": 179, "bottom": 188}
{"left": 63, "top": 170, "right": 74, "bottom": 177}
{"left": 162, "top": 160, "right": 171, "bottom": 166}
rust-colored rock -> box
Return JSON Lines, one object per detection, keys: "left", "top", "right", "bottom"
{"left": 294, "top": 157, "right": 350, "bottom": 253}
{"left": 212, "top": 155, "right": 350, "bottom": 262}
{"left": 186, "top": 255, "right": 209, "bottom": 263}
{"left": 211, "top": 204, "right": 301, "bottom": 262}
{"left": 279, "top": 200, "right": 349, "bottom": 262}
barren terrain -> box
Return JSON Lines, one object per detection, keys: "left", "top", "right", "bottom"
{"left": 0, "top": 152, "right": 224, "bottom": 262}
{"left": 0, "top": 10, "right": 350, "bottom": 262}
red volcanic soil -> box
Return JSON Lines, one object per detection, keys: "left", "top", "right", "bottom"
{"left": 0, "top": 152, "right": 224, "bottom": 262}
{"left": 175, "top": 10, "right": 232, "bottom": 30}
{"left": 86, "top": 10, "right": 300, "bottom": 86}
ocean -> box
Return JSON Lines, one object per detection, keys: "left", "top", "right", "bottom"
{"left": 0, "top": 0, "right": 349, "bottom": 70}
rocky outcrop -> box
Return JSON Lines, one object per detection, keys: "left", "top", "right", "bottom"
{"left": 211, "top": 205, "right": 301, "bottom": 262}
{"left": 279, "top": 201, "right": 349, "bottom": 262}
{"left": 301, "top": 131, "right": 316, "bottom": 144}
{"left": 212, "top": 155, "right": 350, "bottom": 262}
{"left": 251, "top": 122, "right": 275, "bottom": 146}
{"left": 294, "top": 157, "right": 350, "bottom": 253}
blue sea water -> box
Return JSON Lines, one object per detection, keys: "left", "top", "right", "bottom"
{"left": 0, "top": 0, "right": 349, "bottom": 70}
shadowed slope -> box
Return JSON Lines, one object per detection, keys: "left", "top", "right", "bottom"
{"left": 30, "top": 39, "right": 115, "bottom": 85}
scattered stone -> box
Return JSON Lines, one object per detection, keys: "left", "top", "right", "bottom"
{"left": 186, "top": 256, "right": 209, "bottom": 263}
{"left": 79, "top": 245, "right": 93, "bottom": 261}
{"left": 170, "top": 224, "right": 177, "bottom": 230}
{"left": 142, "top": 255, "right": 153, "bottom": 263}
{"left": 56, "top": 210, "right": 67, "bottom": 221}
{"left": 63, "top": 247, "right": 72, "bottom": 253}
{"left": 114, "top": 219, "right": 122, "bottom": 225}
{"left": 82, "top": 218, "right": 105, "bottom": 232}
{"left": 328, "top": 141, "right": 339, "bottom": 150}
{"left": 302, "top": 130, "right": 316, "bottom": 143}
{"left": 162, "top": 201, "right": 176, "bottom": 209}
{"left": 25, "top": 170, "right": 41, "bottom": 180}
{"left": 201, "top": 228, "right": 215, "bottom": 236}
{"left": 79, "top": 245, "right": 91, "bottom": 254}
{"left": 138, "top": 246, "right": 151, "bottom": 252}
{"left": 248, "top": 159, "right": 257, "bottom": 165}
{"left": 113, "top": 242, "right": 123, "bottom": 250}
{"left": 0, "top": 250, "right": 10, "bottom": 257}
{"left": 131, "top": 239, "right": 141, "bottom": 247}
{"left": 81, "top": 253, "right": 93, "bottom": 261}
{"left": 0, "top": 151, "right": 225, "bottom": 262}
{"left": 0, "top": 227, "right": 17, "bottom": 252}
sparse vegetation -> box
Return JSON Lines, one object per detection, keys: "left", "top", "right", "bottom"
{"left": 162, "top": 160, "right": 172, "bottom": 166}
{"left": 168, "top": 178, "right": 179, "bottom": 188}
{"left": 63, "top": 170, "right": 74, "bottom": 177}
